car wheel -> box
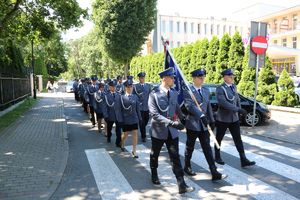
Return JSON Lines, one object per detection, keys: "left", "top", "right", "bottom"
{"left": 244, "top": 111, "right": 261, "bottom": 126}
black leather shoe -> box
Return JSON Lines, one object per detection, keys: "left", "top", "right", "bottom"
{"left": 241, "top": 159, "right": 256, "bottom": 167}
{"left": 215, "top": 157, "right": 225, "bottom": 165}
{"left": 107, "top": 138, "right": 111, "bottom": 143}
{"left": 121, "top": 147, "right": 125, "bottom": 152}
{"left": 132, "top": 151, "right": 139, "bottom": 158}
{"left": 177, "top": 177, "right": 194, "bottom": 194}
{"left": 142, "top": 138, "right": 146, "bottom": 143}
{"left": 212, "top": 171, "right": 228, "bottom": 181}
{"left": 151, "top": 169, "right": 161, "bottom": 185}
{"left": 184, "top": 167, "right": 196, "bottom": 176}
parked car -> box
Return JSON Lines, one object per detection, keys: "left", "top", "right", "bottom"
{"left": 66, "top": 81, "right": 74, "bottom": 93}
{"left": 294, "top": 83, "right": 300, "bottom": 103}
{"left": 204, "top": 84, "right": 271, "bottom": 126}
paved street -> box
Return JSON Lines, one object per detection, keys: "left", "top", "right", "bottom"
{"left": 1, "top": 92, "right": 300, "bottom": 200}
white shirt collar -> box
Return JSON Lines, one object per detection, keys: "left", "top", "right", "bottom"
{"left": 159, "top": 85, "right": 169, "bottom": 94}
{"left": 193, "top": 84, "right": 202, "bottom": 90}
{"left": 125, "top": 93, "right": 131, "bottom": 97}
{"left": 224, "top": 82, "right": 233, "bottom": 87}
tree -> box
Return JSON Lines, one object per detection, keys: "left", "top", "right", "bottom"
{"left": 272, "top": 69, "right": 297, "bottom": 107}
{"left": 196, "top": 38, "right": 209, "bottom": 69}
{"left": 237, "top": 45, "right": 256, "bottom": 97}
{"left": 228, "top": 32, "right": 244, "bottom": 84}
{"left": 93, "top": 0, "right": 157, "bottom": 75}
{"left": 214, "top": 33, "right": 231, "bottom": 84}
{"left": 189, "top": 40, "right": 201, "bottom": 71}
{"left": 180, "top": 44, "right": 193, "bottom": 81}
{"left": 256, "top": 57, "right": 277, "bottom": 104}
{"left": 205, "top": 36, "right": 219, "bottom": 83}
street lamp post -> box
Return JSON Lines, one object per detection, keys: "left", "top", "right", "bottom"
{"left": 32, "top": 39, "right": 36, "bottom": 99}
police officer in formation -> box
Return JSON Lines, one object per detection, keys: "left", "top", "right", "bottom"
{"left": 116, "top": 75, "right": 124, "bottom": 94}
{"left": 183, "top": 69, "right": 227, "bottom": 181}
{"left": 73, "top": 79, "right": 79, "bottom": 101}
{"left": 148, "top": 67, "right": 194, "bottom": 194}
{"left": 87, "top": 75, "right": 99, "bottom": 127}
{"left": 120, "top": 79, "right": 142, "bottom": 158}
{"left": 214, "top": 69, "right": 256, "bottom": 167}
{"left": 133, "top": 72, "right": 151, "bottom": 142}
{"left": 103, "top": 80, "right": 123, "bottom": 146}
{"left": 94, "top": 82, "right": 106, "bottom": 133}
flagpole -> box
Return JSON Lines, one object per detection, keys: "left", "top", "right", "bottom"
{"left": 161, "top": 37, "right": 220, "bottom": 149}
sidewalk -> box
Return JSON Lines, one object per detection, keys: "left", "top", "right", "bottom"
{"left": 0, "top": 94, "right": 68, "bottom": 200}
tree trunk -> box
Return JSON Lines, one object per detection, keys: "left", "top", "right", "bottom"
{"left": 124, "top": 62, "right": 129, "bottom": 77}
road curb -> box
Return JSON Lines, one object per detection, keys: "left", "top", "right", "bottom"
{"left": 267, "top": 105, "right": 300, "bottom": 114}
{"left": 48, "top": 98, "right": 70, "bottom": 200}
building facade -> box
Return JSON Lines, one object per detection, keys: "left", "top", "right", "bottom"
{"left": 256, "top": 5, "right": 300, "bottom": 76}
{"left": 148, "top": 14, "right": 248, "bottom": 54}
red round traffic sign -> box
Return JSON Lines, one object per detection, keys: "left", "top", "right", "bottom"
{"left": 251, "top": 36, "right": 268, "bottom": 55}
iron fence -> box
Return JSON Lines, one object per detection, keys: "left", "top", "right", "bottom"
{"left": 0, "top": 74, "right": 31, "bottom": 111}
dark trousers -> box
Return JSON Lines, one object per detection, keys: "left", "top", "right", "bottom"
{"left": 106, "top": 120, "right": 122, "bottom": 145}
{"left": 139, "top": 110, "right": 149, "bottom": 139}
{"left": 89, "top": 105, "right": 96, "bottom": 125}
{"left": 216, "top": 121, "right": 245, "bottom": 154}
{"left": 150, "top": 133, "right": 184, "bottom": 178}
{"left": 74, "top": 91, "right": 79, "bottom": 101}
{"left": 83, "top": 99, "right": 88, "bottom": 113}
{"left": 185, "top": 129, "right": 216, "bottom": 169}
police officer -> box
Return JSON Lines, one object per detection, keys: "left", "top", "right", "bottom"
{"left": 82, "top": 78, "right": 90, "bottom": 113}
{"left": 120, "top": 79, "right": 142, "bottom": 158}
{"left": 183, "top": 69, "right": 227, "bottom": 181}
{"left": 133, "top": 72, "right": 151, "bottom": 142}
{"left": 104, "top": 78, "right": 111, "bottom": 93}
{"left": 78, "top": 78, "right": 85, "bottom": 105}
{"left": 215, "top": 69, "right": 256, "bottom": 167}
{"left": 148, "top": 67, "right": 194, "bottom": 194}
{"left": 87, "top": 75, "right": 99, "bottom": 127}
{"left": 73, "top": 79, "right": 79, "bottom": 101}
{"left": 103, "top": 80, "right": 123, "bottom": 146}
{"left": 116, "top": 75, "right": 124, "bottom": 94}
{"left": 94, "top": 82, "right": 106, "bottom": 133}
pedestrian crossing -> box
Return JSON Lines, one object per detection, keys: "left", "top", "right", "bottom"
{"left": 85, "top": 133, "right": 300, "bottom": 200}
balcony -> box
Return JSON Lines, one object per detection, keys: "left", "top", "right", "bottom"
{"left": 269, "top": 22, "right": 300, "bottom": 37}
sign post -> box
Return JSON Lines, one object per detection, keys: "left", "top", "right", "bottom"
{"left": 249, "top": 21, "right": 268, "bottom": 127}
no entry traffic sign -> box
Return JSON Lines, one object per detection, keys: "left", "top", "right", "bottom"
{"left": 251, "top": 36, "right": 268, "bottom": 55}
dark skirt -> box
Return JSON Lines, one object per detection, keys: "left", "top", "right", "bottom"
{"left": 122, "top": 123, "right": 138, "bottom": 132}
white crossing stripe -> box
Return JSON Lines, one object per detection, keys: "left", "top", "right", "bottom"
{"left": 212, "top": 140, "right": 300, "bottom": 183}
{"left": 125, "top": 144, "right": 215, "bottom": 199}
{"left": 252, "top": 42, "right": 268, "bottom": 48}
{"left": 178, "top": 142, "right": 298, "bottom": 200}
{"left": 85, "top": 148, "right": 138, "bottom": 200}
{"left": 226, "top": 134, "right": 300, "bottom": 160}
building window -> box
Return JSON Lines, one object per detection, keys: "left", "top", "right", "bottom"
{"left": 280, "top": 17, "right": 289, "bottom": 31}
{"left": 235, "top": 26, "right": 238, "bottom": 32}
{"left": 293, "top": 37, "right": 297, "bottom": 48}
{"left": 293, "top": 15, "right": 298, "bottom": 30}
{"left": 170, "top": 41, "right": 174, "bottom": 48}
{"left": 169, "top": 20, "right": 173, "bottom": 33}
{"left": 216, "top": 25, "right": 220, "bottom": 35}
{"left": 184, "top": 41, "right": 188, "bottom": 45}
{"left": 162, "top": 20, "right": 166, "bottom": 33}
{"left": 211, "top": 24, "right": 214, "bottom": 35}
{"left": 274, "top": 40, "right": 277, "bottom": 45}
{"left": 223, "top": 25, "right": 226, "bottom": 34}
{"left": 274, "top": 20, "right": 278, "bottom": 33}
{"left": 177, "top": 21, "right": 180, "bottom": 33}
{"left": 177, "top": 41, "right": 180, "bottom": 47}
{"left": 240, "top": 27, "right": 243, "bottom": 35}
{"left": 197, "top": 23, "right": 201, "bottom": 34}
{"left": 282, "top": 38, "right": 287, "bottom": 47}
{"left": 191, "top": 23, "right": 194, "bottom": 34}
{"left": 204, "top": 24, "right": 207, "bottom": 35}
{"left": 229, "top": 26, "right": 232, "bottom": 35}
{"left": 184, "top": 22, "right": 188, "bottom": 33}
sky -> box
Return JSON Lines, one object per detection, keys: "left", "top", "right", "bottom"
{"left": 61, "top": 0, "right": 300, "bottom": 41}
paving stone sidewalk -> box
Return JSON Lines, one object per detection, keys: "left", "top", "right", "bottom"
{"left": 0, "top": 95, "right": 68, "bottom": 200}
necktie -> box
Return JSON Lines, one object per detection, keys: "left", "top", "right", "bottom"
{"left": 167, "top": 90, "right": 170, "bottom": 100}
{"left": 230, "top": 85, "right": 235, "bottom": 94}
{"left": 113, "top": 93, "right": 115, "bottom": 99}
{"left": 198, "top": 89, "right": 202, "bottom": 98}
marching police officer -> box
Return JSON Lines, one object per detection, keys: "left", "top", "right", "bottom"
{"left": 104, "top": 78, "right": 111, "bottom": 93}
{"left": 120, "top": 79, "right": 142, "bottom": 158}
{"left": 73, "top": 79, "right": 79, "bottom": 101}
{"left": 133, "top": 72, "right": 151, "bottom": 142}
{"left": 87, "top": 75, "right": 99, "bottom": 127}
{"left": 82, "top": 78, "right": 90, "bottom": 113}
{"left": 215, "top": 69, "right": 256, "bottom": 167}
{"left": 183, "top": 69, "right": 227, "bottom": 181}
{"left": 103, "top": 80, "right": 123, "bottom": 146}
{"left": 116, "top": 75, "right": 124, "bottom": 94}
{"left": 94, "top": 82, "right": 106, "bottom": 133}
{"left": 78, "top": 78, "right": 85, "bottom": 105}
{"left": 148, "top": 67, "right": 194, "bottom": 194}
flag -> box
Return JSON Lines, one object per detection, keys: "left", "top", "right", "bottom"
{"left": 164, "top": 49, "right": 186, "bottom": 106}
